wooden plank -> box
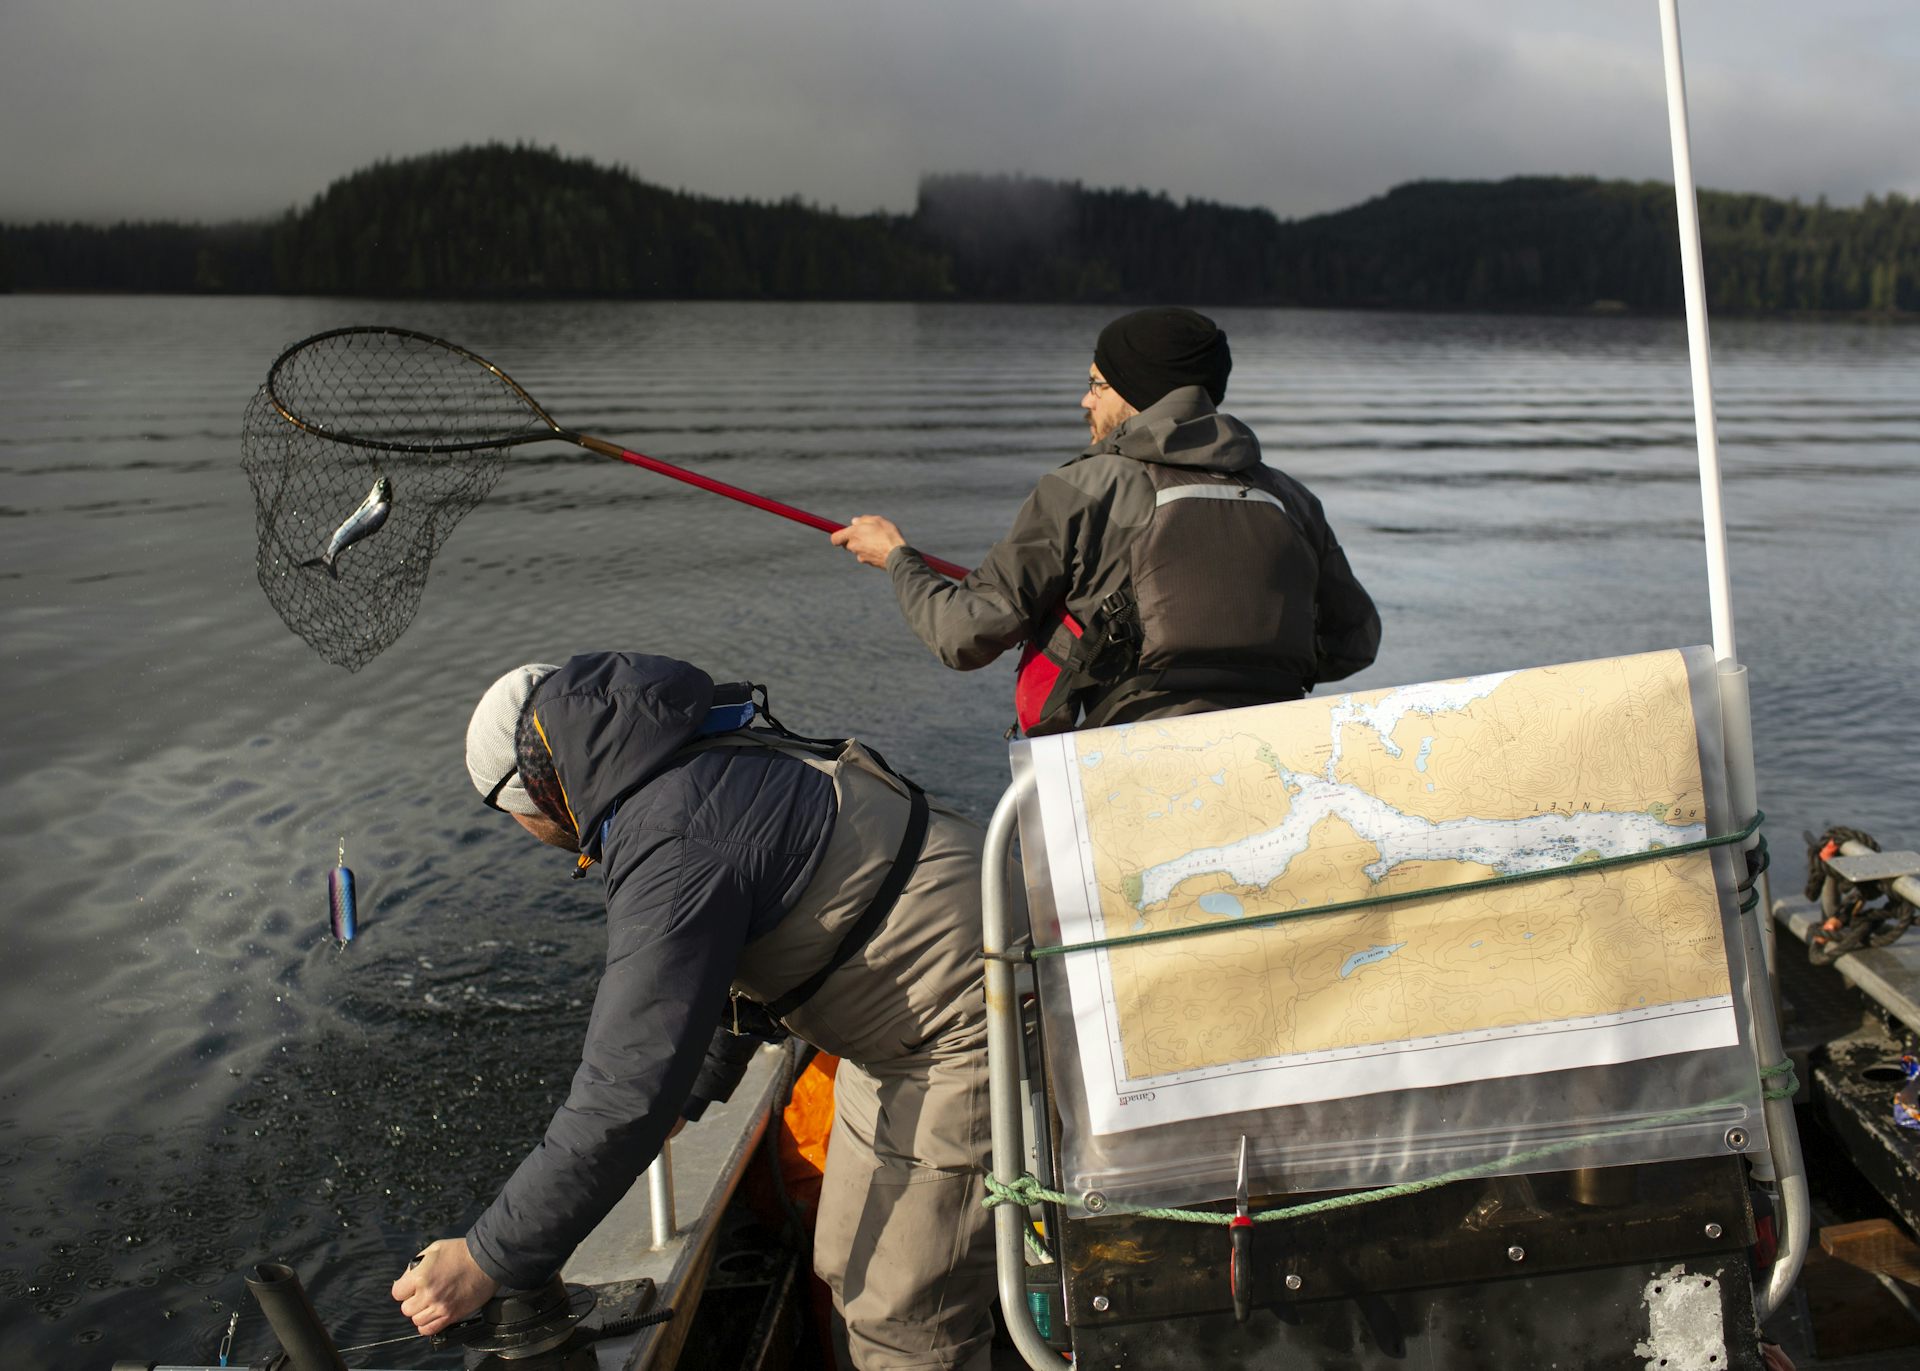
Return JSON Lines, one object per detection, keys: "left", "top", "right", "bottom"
{"left": 1797, "top": 1244, "right": 1920, "bottom": 1359}
{"left": 1821, "top": 1219, "right": 1920, "bottom": 1289}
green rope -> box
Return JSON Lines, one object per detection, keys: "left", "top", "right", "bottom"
{"left": 985, "top": 1058, "right": 1796, "bottom": 1227}
{"left": 1735, "top": 834, "right": 1772, "bottom": 913}
{"left": 1031, "top": 812, "right": 1765, "bottom": 961}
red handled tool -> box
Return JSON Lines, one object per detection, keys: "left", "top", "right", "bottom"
{"left": 1230, "top": 1135, "right": 1253, "bottom": 1322}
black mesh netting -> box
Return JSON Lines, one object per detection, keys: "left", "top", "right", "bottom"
{"left": 241, "top": 386, "right": 506, "bottom": 671}
{"left": 265, "top": 326, "right": 553, "bottom": 453}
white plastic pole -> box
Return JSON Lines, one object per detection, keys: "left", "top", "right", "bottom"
{"left": 647, "top": 1142, "right": 677, "bottom": 1248}
{"left": 1656, "top": 0, "right": 1735, "bottom": 667}
{"left": 1656, "top": 0, "right": 1805, "bottom": 1321}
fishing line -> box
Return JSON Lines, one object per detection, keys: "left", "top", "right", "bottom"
{"left": 333, "top": 1329, "right": 426, "bottom": 1354}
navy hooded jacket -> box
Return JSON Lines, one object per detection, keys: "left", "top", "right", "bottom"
{"left": 465, "top": 653, "right": 836, "bottom": 1288}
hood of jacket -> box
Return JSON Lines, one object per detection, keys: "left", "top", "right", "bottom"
{"left": 522, "top": 652, "right": 717, "bottom": 849}
{"left": 1080, "top": 384, "right": 1263, "bottom": 474}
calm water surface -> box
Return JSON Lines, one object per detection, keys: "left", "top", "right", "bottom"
{"left": 1, "top": 297, "right": 1916, "bottom": 1367}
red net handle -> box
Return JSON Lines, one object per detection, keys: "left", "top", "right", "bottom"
{"left": 576, "top": 434, "right": 972, "bottom": 580}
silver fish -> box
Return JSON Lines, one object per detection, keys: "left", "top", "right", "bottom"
{"left": 301, "top": 476, "right": 392, "bottom": 579}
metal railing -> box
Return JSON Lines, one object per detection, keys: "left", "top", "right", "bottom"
{"left": 646, "top": 1141, "right": 677, "bottom": 1249}
{"left": 984, "top": 770, "right": 1061, "bottom": 1371}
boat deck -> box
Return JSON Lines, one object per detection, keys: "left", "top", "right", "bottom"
{"left": 1766, "top": 895, "right": 1920, "bottom": 1367}
{"left": 1775, "top": 897, "right": 1920, "bottom": 1040}
{"left": 547, "top": 906, "right": 1920, "bottom": 1371}
{"left": 564, "top": 1047, "right": 786, "bottom": 1371}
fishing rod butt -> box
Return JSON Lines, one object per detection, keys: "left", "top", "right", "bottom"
{"left": 244, "top": 1261, "right": 349, "bottom": 1371}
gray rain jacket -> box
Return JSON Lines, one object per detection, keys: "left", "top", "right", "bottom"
{"left": 885, "top": 386, "right": 1381, "bottom": 731}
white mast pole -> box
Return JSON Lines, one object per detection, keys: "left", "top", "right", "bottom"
{"left": 1655, "top": 0, "right": 1806, "bottom": 1320}
{"left": 1657, "top": 0, "right": 1735, "bottom": 663}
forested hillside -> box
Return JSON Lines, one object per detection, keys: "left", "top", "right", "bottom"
{"left": 1274, "top": 176, "right": 1917, "bottom": 313}
{"left": 271, "top": 145, "right": 950, "bottom": 298}
{"left": 3, "top": 144, "right": 1914, "bottom": 314}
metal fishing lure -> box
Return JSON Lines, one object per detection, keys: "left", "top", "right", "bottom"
{"left": 329, "top": 838, "right": 358, "bottom": 946}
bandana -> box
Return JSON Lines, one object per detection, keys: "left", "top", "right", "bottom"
{"left": 514, "top": 697, "right": 575, "bottom": 836}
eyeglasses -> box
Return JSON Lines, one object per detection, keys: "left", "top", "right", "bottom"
{"left": 1085, "top": 377, "right": 1112, "bottom": 395}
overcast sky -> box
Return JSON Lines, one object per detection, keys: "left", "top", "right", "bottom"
{"left": 3, "top": 0, "right": 1916, "bottom": 225}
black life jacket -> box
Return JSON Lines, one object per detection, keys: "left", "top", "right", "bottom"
{"left": 654, "top": 680, "right": 931, "bottom": 1022}
{"left": 1013, "top": 463, "right": 1322, "bottom": 735}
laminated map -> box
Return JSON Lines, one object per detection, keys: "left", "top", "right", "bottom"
{"left": 1022, "top": 647, "right": 1740, "bottom": 1135}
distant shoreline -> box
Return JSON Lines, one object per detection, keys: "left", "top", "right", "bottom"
{"left": 5, "top": 145, "right": 1915, "bottom": 317}
{"left": 6, "top": 286, "right": 1909, "bottom": 325}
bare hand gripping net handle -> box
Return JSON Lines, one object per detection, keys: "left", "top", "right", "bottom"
{"left": 247, "top": 326, "right": 970, "bottom": 669}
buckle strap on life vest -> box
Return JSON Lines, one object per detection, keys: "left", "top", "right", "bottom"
{"left": 765, "top": 780, "right": 930, "bottom": 1020}
{"left": 1066, "top": 586, "right": 1142, "bottom": 680}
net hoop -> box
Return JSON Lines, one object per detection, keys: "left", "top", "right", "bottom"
{"left": 265, "top": 325, "right": 563, "bottom": 455}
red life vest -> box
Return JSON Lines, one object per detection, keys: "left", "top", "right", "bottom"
{"left": 1013, "top": 613, "right": 1084, "bottom": 736}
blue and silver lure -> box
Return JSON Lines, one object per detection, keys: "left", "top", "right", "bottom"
{"left": 329, "top": 838, "right": 358, "bottom": 947}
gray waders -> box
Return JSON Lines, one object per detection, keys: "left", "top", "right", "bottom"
{"left": 728, "top": 739, "right": 997, "bottom": 1371}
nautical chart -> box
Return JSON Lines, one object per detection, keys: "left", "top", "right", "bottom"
{"left": 1021, "top": 647, "right": 1740, "bottom": 1135}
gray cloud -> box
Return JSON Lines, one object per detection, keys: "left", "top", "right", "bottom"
{"left": 2, "top": 0, "right": 1914, "bottom": 225}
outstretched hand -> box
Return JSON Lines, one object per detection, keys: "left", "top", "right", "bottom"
{"left": 831, "top": 515, "right": 906, "bottom": 569}
{"left": 392, "top": 1237, "right": 499, "bottom": 1336}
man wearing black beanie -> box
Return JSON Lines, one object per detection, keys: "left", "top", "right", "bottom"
{"left": 833, "top": 306, "right": 1380, "bottom": 734}
{"left": 1093, "top": 305, "right": 1234, "bottom": 411}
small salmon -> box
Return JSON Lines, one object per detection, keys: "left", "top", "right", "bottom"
{"left": 302, "top": 477, "right": 392, "bottom": 579}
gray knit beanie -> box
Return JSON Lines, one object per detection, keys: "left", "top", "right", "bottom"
{"left": 466, "top": 662, "right": 560, "bottom": 815}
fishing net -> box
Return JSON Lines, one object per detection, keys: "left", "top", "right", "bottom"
{"left": 241, "top": 386, "right": 506, "bottom": 671}
{"left": 241, "top": 327, "right": 554, "bottom": 670}
{"left": 241, "top": 325, "right": 953, "bottom": 672}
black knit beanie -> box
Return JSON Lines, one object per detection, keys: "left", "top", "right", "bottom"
{"left": 1093, "top": 307, "right": 1232, "bottom": 411}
